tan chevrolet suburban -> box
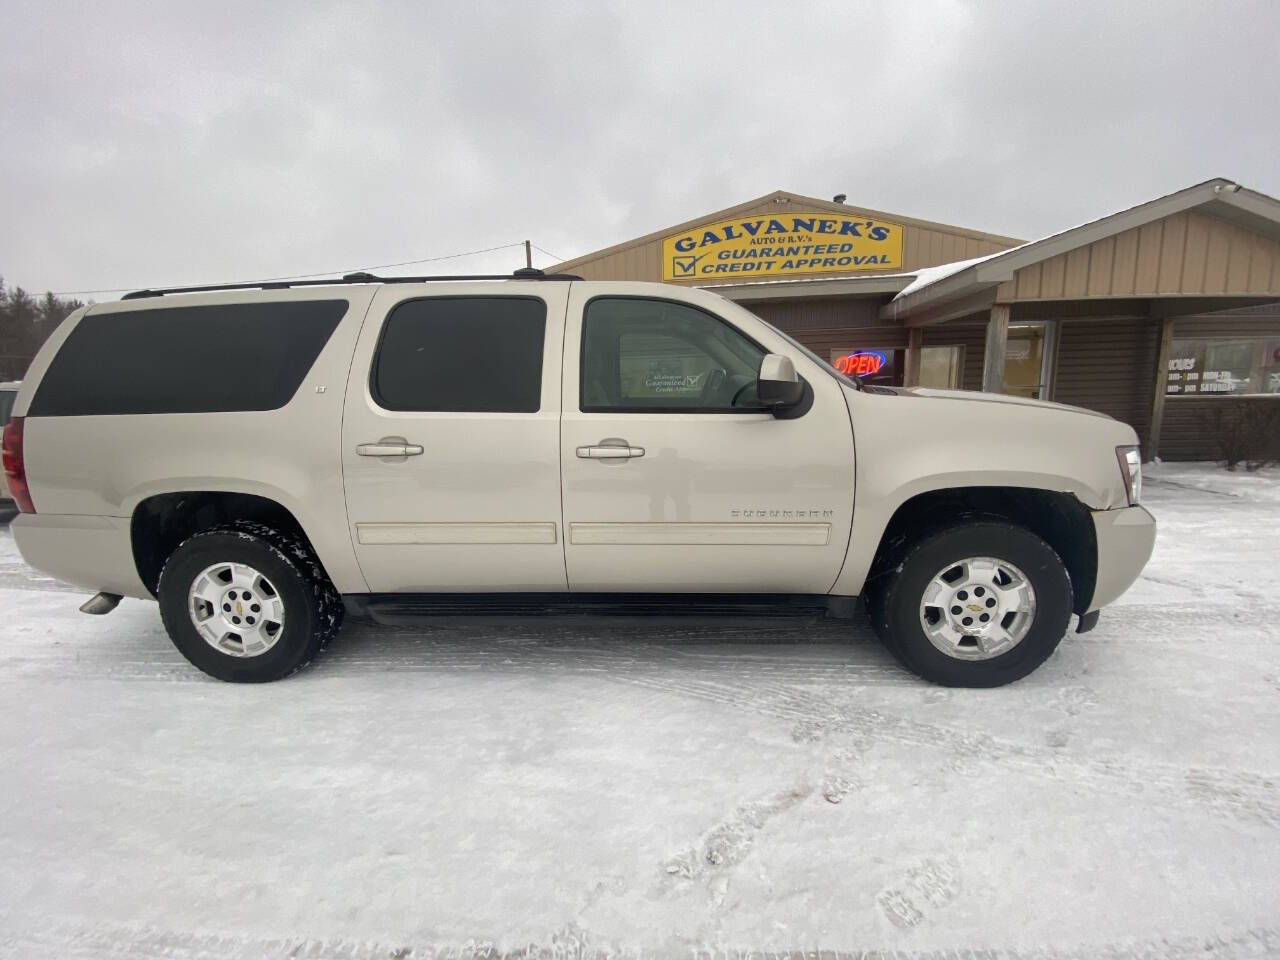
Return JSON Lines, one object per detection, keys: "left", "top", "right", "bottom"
{"left": 1, "top": 270, "right": 1155, "bottom": 685}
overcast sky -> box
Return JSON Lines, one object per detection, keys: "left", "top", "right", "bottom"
{"left": 2, "top": 0, "right": 1278, "bottom": 298}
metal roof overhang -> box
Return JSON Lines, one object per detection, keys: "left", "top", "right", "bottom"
{"left": 701, "top": 274, "right": 913, "bottom": 303}
{"left": 880, "top": 179, "right": 1280, "bottom": 327}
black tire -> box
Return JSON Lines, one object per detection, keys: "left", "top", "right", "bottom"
{"left": 157, "top": 521, "right": 343, "bottom": 682}
{"left": 867, "top": 522, "right": 1073, "bottom": 687}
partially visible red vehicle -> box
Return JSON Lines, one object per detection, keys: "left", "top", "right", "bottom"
{"left": 0, "top": 381, "right": 20, "bottom": 506}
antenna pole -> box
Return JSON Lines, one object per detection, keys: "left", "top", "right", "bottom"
{"left": 524, "top": 240, "right": 532, "bottom": 269}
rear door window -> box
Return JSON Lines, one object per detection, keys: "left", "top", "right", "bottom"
{"left": 371, "top": 297, "right": 546, "bottom": 413}
{"left": 28, "top": 300, "right": 348, "bottom": 416}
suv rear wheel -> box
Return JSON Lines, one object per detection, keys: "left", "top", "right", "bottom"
{"left": 157, "top": 521, "right": 342, "bottom": 682}
{"left": 868, "top": 521, "right": 1073, "bottom": 687}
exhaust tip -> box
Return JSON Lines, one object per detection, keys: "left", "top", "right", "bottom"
{"left": 79, "top": 592, "right": 123, "bottom": 615}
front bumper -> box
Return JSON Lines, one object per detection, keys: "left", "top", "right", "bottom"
{"left": 1087, "top": 504, "right": 1156, "bottom": 612}
{"left": 11, "top": 512, "right": 151, "bottom": 599}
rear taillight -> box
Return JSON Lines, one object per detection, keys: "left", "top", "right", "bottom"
{"left": 1, "top": 416, "right": 36, "bottom": 513}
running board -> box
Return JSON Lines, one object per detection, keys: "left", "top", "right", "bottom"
{"left": 347, "top": 593, "right": 859, "bottom": 626}
{"left": 79, "top": 592, "right": 123, "bottom": 615}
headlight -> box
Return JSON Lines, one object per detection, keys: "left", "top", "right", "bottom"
{"left": 1115, "top": 445, "right": 1142, "bottom": 505}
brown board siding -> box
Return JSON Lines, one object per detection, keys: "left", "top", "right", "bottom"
{"left": 750, "top": 299, "right": 906, "bottom": 359}
{"left": 1158, "top": 396, "right": 1280, "bottom": 461}
{"left": 748, "top": 298, "right": 884, "bottom": 331}
{"left": 1052, "top": 318, "right": 1161, "bottom": 448}
{"left": 1160, "top": 399, "right": 1225, "bottom": 461}
{"left": 1172, "top": 307, "right": 1280, "bottom": 338}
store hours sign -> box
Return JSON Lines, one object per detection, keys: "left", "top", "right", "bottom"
{"left": 662, "top": 212, "right": 904, "bottom": 281}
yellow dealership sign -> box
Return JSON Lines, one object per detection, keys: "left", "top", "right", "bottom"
{"left": 662, "top": 212, "right": 903, "bottom": 281}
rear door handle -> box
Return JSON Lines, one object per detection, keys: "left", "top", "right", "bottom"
{"left": 357, "top": 437, "right": 424, "bottom": 457}
{"left": 576, "top": 438, "right": 645, "bottom": 460}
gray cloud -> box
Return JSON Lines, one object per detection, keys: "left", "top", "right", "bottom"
{"left": 2, "top": 0, "right": 1277, "bottom": 296}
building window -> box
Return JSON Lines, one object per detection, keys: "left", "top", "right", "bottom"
{"left": 919, "top": 345, "right": 965, "bottom": 389}
{"left": 1166, "top": 339, "right": 1280, "bottom": 396}
{"left": 831, "top": 348, "right": 900, "bottom": 386}
{"left": 829, "top": 345, "right": 964, "bottom": 389}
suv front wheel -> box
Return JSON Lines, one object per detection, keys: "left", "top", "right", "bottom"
{"left": 868, "top": 522, "right": 1073, "bottom": 687}
{"left": 157, "top": 521, "right": 343, "bottom": 682}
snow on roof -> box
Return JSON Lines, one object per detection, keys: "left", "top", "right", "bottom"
{"left": 891, "top": 250, "right": 1015, "bottom": 300}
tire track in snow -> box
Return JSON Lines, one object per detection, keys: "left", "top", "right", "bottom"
{"left": 3, "top": 564, "right": 1277, "bottom": 827}
{"left": 606, "top": 672, "right": 1280, "bottom": 829}
{"left": 16, "top": 600, "right": 1272, "bottom": 685}
{"left": 3, "top": 559, "right": 1276, "bottom": 684}
{"left": 3, "top": 919, "right": 1278, "bottom": 960}
{"left": 5, "top": 604, "right": 1277, "bottom": 826}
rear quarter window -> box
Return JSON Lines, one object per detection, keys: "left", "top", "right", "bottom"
{"left": 0, "top": 390, "right": 15, "bottom": 426}
{"left": 28, "top": 300, "right": 348, "bottom": 416}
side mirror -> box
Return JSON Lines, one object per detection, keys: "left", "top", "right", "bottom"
{"left": 756, "top": 353, "right": 805, "bottom": 407}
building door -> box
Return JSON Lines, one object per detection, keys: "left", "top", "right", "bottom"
{"left": 559, "top": 287, "right": 855, "bottom": 593}
{"left": 341, "top": 284, "right": 569, "bottom": 592}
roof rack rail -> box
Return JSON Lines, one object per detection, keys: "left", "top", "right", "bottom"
{"left": 121, "top": 267, "right": 583, "bottom": 300}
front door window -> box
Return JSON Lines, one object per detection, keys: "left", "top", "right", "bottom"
{"left": 581, "top": 297, "right": 767, "bottom": 412}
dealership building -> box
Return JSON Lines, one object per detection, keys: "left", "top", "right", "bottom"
{"left": 553, "top": 178, "right": 1280, "bottom": 460}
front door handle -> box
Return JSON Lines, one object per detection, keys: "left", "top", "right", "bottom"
{"left": 576, "top": 438, "right": 645, "bottom": 460}
{"left": 357, "top": 437, "right": 424, "bottom": 457}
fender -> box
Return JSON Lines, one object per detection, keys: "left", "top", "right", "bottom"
{"left": 831, "top": 385, "right": 1136, "bottom": 597}
{"left": 121, "top": 479, "right": 367, "bottom": 594}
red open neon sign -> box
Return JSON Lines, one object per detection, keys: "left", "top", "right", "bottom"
{"left": 833, "top": 350, "right": 887, "bottom": 378}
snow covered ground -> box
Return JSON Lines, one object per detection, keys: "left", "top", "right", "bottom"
{"left": 1, "top": 466, "right": 1278, "bottom": 959}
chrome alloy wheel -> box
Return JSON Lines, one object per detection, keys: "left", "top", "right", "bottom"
{"left": 188, "top": 562, "right": 285, "bottom": 658}
{"left": 918, "top": 556, "right": 1036, "bottom": 661}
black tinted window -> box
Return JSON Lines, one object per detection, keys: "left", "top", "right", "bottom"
{"left": 29, "top": 300, "right": 347, "bottom": 416}
{"left": 581, "top": 297, "right": 766, "bottom": 412}
{"left": 0, "top": 390, "right": 14, "bottom": 426}
{"left": 373, "top": 297, "right": 545, "bottom": 412}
